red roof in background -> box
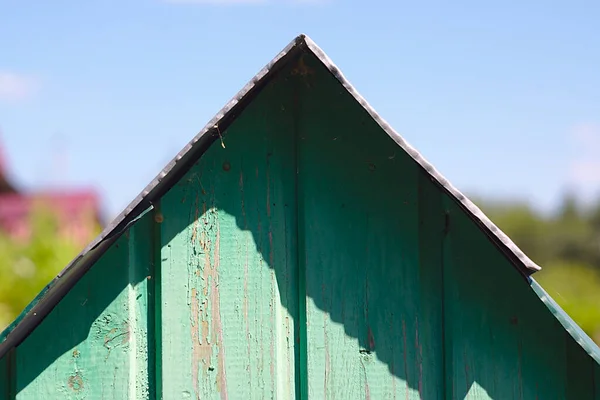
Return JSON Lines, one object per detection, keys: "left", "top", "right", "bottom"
{"left": 0, "top": 190, "right": 99, "bottom": 218}
{"left": 0, "top": 137, "right": 102, "bottom": 243}
{"left": 0, "top": 190, "right": 101, "bottom": 242}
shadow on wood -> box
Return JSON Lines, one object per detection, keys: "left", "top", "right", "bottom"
{"left": 5, "top": 48, "right": 600, "bottom": 399}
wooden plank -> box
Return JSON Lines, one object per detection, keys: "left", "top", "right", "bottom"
{"left": 0, "top": 351, "right": 6, "bottom": 400}
{"left": 0, "top": 355, "right": 4, "bottom": 400}
{"left": 158, "top": 70, "right": 298, "bottom": 399}
{"left": 566, "top": 334, "right": 596, "bottom": 400}
{"left": 441, "top": 194, "right": 575, "bottom": 399}
{"left": 295, "top": 54, "right": 444, "bottom": 399}
{"left": 417, "top": 171, "right": 446, "bottom": 400}
{"left": 594, "top": 361, "right": 600, "bottom": 400}
{"left": 129, "top": 212, "right": 154, "bottom": 399}
{"left": 13, "top": 213, "right": 153, "bottom": 399}
{"left": 0, "top": 348, "right": 13, "bottom": 400}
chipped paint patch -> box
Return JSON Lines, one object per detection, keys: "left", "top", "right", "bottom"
{"left": 67, "top": 372, "right": 84, "bottom": 392}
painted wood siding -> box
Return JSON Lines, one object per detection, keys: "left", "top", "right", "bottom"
{"left": 158, "top": 70, "right": 300, "bottom": 399}
{"left": 2, "top": 52, "right": 599, "bottom": 399}
{"left": 3, "top": 212, "right": 154, "bottom": 399}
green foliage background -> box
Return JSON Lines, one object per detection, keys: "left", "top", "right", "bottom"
{"left": 478, "top": 195, "right": 600, "bottom": 343}
{"left": 0, "top": 207, "right": 100, "bottom": 331}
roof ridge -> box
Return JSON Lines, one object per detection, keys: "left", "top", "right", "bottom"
{"left": 3, "top": 33, "right": 599, "bottom": 364}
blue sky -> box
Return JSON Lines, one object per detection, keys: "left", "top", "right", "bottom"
{"left": 1, "top": 1, "right": 599, "bottom": 219}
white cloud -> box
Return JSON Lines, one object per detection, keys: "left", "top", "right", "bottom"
{"left": 0, "top": 71, "right": 38, "bottom": 103}
{"left": 571, "top": 161, "right": 600, "bottom": 185}
{"left": 569, "top": 123, "right": 600, "bottom": 187}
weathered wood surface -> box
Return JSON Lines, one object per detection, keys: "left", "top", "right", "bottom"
{"left": 158, "top": 65, "right": 299, "bottom": 399}
{"left": 0, "top": 349, "right": 12, "bottom": 399}
{"left": 297, "top": 54, "right": 444, "bottom": 399}
{"left": 7, "top": 212, "right": 154, "bottom": 399}
{"left": 1, "top": 51, "right": 599, "bottom": 399}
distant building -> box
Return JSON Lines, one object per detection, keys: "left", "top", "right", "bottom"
{"left": 0, "top": 143, "right": 102, "bottom": 246}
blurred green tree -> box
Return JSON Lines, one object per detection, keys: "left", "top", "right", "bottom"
{"left": 536, "top": 261, "right": 600, "bottom": 343}
{"left": 0, "top": 205, "right": 100, "bottom": 331}
{"left": 479, "top": 195, "right": 600, "bottom": 343}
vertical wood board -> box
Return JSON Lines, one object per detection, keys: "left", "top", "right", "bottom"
{"left": 13, "top": 213, "right": 154, "bottom": 399}
{"left": 158, "top": 67, "right": 299, "bottom": 400}
{"left": 296, "top": 54, "right": 445, "bottom": 399}
{"left": 0, "top": 349, "right": 12, "bottom": 400}
{"left": 440, "top": 193, "right": 600, "bottom": 399}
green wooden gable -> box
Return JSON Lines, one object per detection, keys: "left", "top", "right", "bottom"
{"left": 1, "top": 35, "right": 599, "bottom": 399}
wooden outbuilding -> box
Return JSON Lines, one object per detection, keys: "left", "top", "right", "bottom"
{"left": 1, "top": 34, "right": 599, "bottom": 399}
